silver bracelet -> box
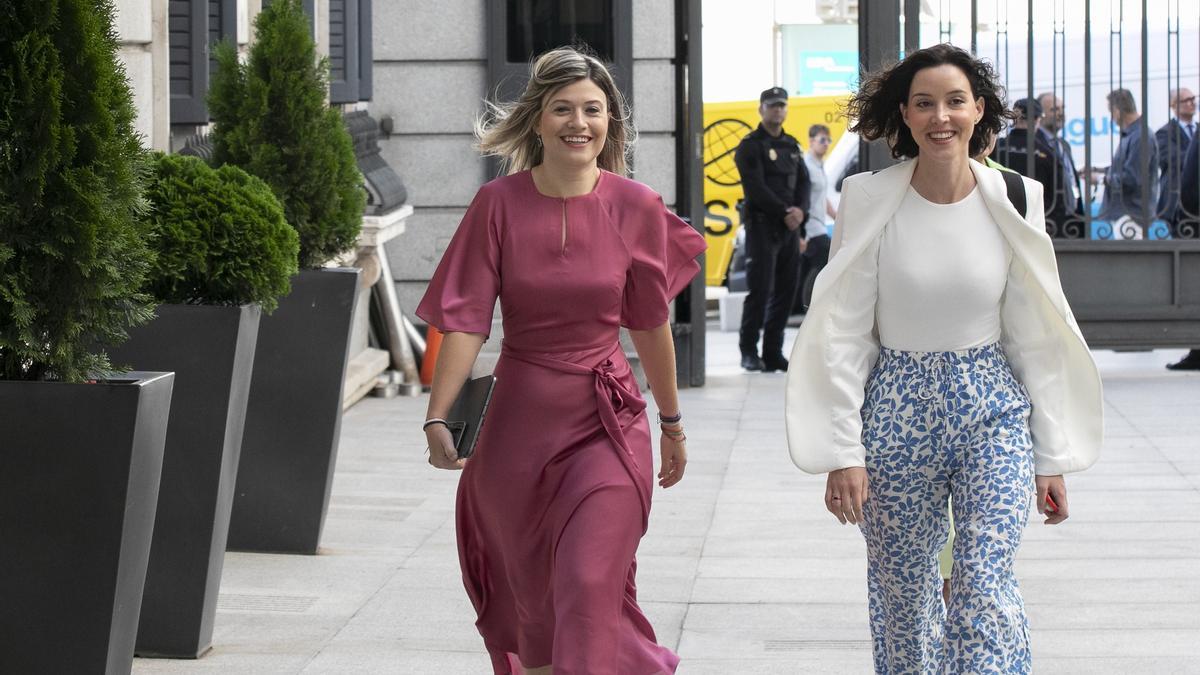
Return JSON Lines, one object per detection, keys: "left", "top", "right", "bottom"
{"left": 422, "top": 417, "right": 449, "bottom": 431}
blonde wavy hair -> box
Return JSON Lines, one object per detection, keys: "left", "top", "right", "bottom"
{"left": 476, "top": 47, "right": 635, "bottom": 176}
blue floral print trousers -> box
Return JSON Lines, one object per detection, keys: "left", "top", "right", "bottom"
{"left": 859, "top": 343, "right": 1035, "bottom": 674}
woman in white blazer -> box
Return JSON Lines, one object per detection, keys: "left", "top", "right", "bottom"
{"left": 784, "top": 44, "right": 1103, "bottom": 673}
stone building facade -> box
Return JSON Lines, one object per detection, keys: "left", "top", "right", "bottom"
{"left": 111, "top": 0, "right": 706, "bottom": 384}
{"left": 372, "top": 1, "right": 694, "bottom": 317}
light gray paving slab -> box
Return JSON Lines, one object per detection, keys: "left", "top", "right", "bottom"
{"left": 1022, "top": 657, "right": 1200, "bottom": 675}
{"left": 683, "top": 601, "right": 869, "bottom": 629}
{"left": 677, "top": 657, "right": 874, "bottom": 673}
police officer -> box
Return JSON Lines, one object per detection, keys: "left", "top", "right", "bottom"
{"left": 735, "top": 86, "right": 811, "bottom": 372}
{"left": 994, "top": 98, "right": 1074, "bottom": 230}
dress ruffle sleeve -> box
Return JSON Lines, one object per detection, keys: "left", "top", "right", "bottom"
{"left": 620, "top": 194, "right": 707, "bottom": 330}
{"left": 416, "top": 187, "right": 501, "bottom": 336}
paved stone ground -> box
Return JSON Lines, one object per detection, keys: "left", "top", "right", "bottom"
{"left": 133, "top": 326, "right": 1200, "bottom": 674}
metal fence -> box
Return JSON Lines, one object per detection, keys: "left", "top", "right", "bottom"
{"left": 856, "top": 0, "right": 1200, "bottom": 348}
{"left": 862, "top": 0, "right": 1200, "bottom": 240}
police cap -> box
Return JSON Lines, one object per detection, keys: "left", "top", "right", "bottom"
{"left": 760, "top": 87, "right": 789, "bottom": 105}
{"left": 1012, "top": 97, "right": 1043, "bottom": 120}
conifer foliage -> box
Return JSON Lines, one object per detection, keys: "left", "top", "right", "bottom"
{"left": 0, "top": 0, "right": 155, "bottom": 381}
{"left": 144, "top": 153, "right": 299, "bottom": 312}
{"left": 209, "top": 0, "right": 365, "bottom": 269}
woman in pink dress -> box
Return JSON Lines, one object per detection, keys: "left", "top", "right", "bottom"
{"left": 418, "top": 47, "right": 706, "bottom": 674}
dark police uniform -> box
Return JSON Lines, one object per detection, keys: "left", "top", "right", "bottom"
{"left": 735, "top": 87, "right": 811, "bottom": 371}
{"left": 993, "top": 99, "right": 1078, "bottom": 233}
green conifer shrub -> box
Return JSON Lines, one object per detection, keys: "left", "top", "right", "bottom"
{"left": 208, "top": 0, "right": 365, "bottom": 270}
{"left": 0, "top": 0, "right": 155, "bottom": 381}
{"left": 144, "top": 153, "right": 299, "bottom": 312}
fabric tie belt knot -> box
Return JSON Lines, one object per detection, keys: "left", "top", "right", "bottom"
{"left": 501, "top": 341, "right": 651, "bottom": 530}
{"left": 595, "top": 358, "right": 637, "bottom": 417}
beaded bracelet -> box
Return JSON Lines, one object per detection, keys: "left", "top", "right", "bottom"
{"left": 422, "top": 418, "right": 449, "bottom": 431}
{"left": 657, "top": 411, "right": 682, "bottom": 425}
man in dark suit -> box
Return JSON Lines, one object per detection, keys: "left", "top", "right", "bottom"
{"left": 1155, "top": 88, "right": 1196, "bottom": 228}
{"left": 1168, "top": 131, "right": 1200, "bottom": 370}
{"left": 1038, "top": 92, "right": 1084, "bottom": 220}
{"left": 995, "top": 98, "right": 1072, "bottom": 230}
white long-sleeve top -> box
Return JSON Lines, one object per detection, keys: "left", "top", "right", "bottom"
{"left": 875, "top": 186, "right": 1013, "bottom": 352}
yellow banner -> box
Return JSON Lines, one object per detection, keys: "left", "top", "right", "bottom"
{"left": 702, "top": 95, "right": 849, "bottom": 286}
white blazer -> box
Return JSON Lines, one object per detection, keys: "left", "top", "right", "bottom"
{"left": 784, "top": 158, "right": 1103, "bottom": 476}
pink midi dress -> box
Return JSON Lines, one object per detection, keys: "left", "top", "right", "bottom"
{"left": 417, "top": 169, "right": 706, "bottom": 674}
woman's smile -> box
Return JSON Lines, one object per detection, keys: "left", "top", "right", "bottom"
{"left": 559, "top": 134, "right": 593, "bottom": 149}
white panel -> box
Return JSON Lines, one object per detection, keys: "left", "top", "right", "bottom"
{"left": 633, "top": 0, "right": 674, "bottom": 60}
{"left": 375, "top": 0, "right": 486, "bottom": 60}
{"left": 114, "top": 0, "right": 153, "bottom": 44}
{"left": 633, "top": 132, "right": 677, "bottom": 206}
{"left": 118, "top": 47, "right": 155, "bottom": 147}
{"left": 378, "top": 135, "right": 489, "bottom": 209}
{"left": 373, "top": 62, "right": 486, "bottom": 134}
{"left": 633, "top": 60, "right": 676, "bottom": 133}
{"left": 238, "top": 0, "right": 251, "bottom": 44}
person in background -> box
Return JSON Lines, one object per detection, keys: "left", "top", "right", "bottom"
{"left": 994, "top": 98, "right": 1072, "bottom": 230}
{"left": 836, "top": 151, "right": 862, "bottom": 192}
{"left": 1168, "top": 131, "right": 1200, "bottom": 371}
{"left": 1090, "top": 88, "right": 1159, "bottom": 229}
{"left": 734, "top": 86, "right": 811, "bottom": 372}
{"left": 1037, "top": 91, "right": 1084, "bottom": 219}
{"left": 977, "top": 128, "right": 1009, "bottom": 172}
{"left": 1155, "top": 88, "right": 1196, "bottom": 228}
{"left": 795, "top": 123, "right": 838, "bottom": 313}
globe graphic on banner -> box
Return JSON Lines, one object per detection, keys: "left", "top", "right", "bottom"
{"left": 704, "top": 118, "right": 753, "bottom": 187}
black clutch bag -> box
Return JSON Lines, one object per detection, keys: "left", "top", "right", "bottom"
{"left": 446, "top": 375, "right": 496, "bottom": 459}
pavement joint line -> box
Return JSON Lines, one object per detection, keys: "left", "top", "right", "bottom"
{"left": 299, "top": 502, "right": 456, "bottom": 672}
{"left": 675, "top": 370, "right": 750, "bottom": 651}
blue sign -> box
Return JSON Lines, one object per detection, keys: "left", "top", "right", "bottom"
{"left": 793, "top": 50, "right": 858, "bottom": 96}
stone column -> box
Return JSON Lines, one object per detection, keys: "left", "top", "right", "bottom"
{"left": 115, "top": 0, "right": 169, "bottom": 151}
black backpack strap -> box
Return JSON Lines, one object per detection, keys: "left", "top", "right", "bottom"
{"left": 863, "top": 167, "right": 1027, "bottom": 217}
{"left": 1000, "top": 169, "right": 1028, "bottom": 219}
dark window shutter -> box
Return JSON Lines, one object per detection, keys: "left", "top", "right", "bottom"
{"left": 207, "top": 0, "right": 221, "bottom": 76}
{"left": 170, "top": 0, "right": 209, "bottom": 124}
{"left": 358, "top": 0, "right": 372, "bottom": 101}
{"left": 207, "top": 0, "right": 237, "bottom": 120}
{"left": 329, "top": 0, "right": 360, "bottom": 103}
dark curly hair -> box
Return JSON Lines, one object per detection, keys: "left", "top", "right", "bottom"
{"left": 847, "top": 43, "right": 1012, "bottom": 159}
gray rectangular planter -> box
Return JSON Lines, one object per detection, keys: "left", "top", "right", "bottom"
{"left": 107, "top": 303, "right": 261, "bottom": 659}
{"left": 0, "top": 372, "right": 174, "bottom": 675}
{"left": 227, "top": 267, "right": 361, "bottom": 554}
